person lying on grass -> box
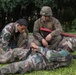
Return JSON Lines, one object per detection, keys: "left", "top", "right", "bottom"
{"left": 0, "top": 35, "right": 76, "bottom": 64}
{"left": 0, "top": 43, "right": 72, "bottom": 74}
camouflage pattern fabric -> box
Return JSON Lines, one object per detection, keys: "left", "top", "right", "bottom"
{"left": 0, "top": 23, "right": 29, "bottom": 51}
{"left": 40, "top": 6, "right": 53, "bottom": 16}
{"left": 0, "top": 47, "right": 72, "bottom": 74}
{"left": 57, "top": 36, "right": 76, "bottom": 52}
{"left": 0, "top": 48, "right": 29, "bottom": 63}
{"left": 33, "top": 17, "right": 63, "bottom": 50}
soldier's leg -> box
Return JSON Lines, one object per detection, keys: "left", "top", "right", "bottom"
{"left": 0, "top": 48, "right": 5, "bottom": 55}
{"left": 0, "top": 54, "right": 46, "bottom": 74}
{"left": 0, "top": 51, "right": 14, "bottom": 63}
{"left": 11, "top": 48, "right": 29, "bottom": 60}
{"left": 48, "top": 35, "right": 62, "bottom": 50}
{"left": 0, "top": 48, "right": 29, "bottom": 63}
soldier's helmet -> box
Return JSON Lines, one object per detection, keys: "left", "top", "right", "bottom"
{"left": 40, "top": 6, "right": 52, "bottom": 16}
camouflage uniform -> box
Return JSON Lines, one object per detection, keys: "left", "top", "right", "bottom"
{"left": 0, "top": 36, "right": 75, "bottom": 64}
{"left": 0, "top": 48, "right": 29, "bottom": 63}
{"left": 57, "top": 36, "right": 76, "bottom": 52}
{"left": 0, "top": 23, "right": 29, "bottom": 52}
{"left": 0, "top": 47, "right": 72, "bottom": 74}
{"left": 33, "top": 6, "right": 63, "bottom": 50}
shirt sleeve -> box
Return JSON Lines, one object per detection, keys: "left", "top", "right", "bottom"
{"left": 50, "top": 19, "right": 63, "bottom": 36}
{"left": 1, "top": 29, "right": 11, "bottom": 51}
{"left": 33, "top": 20, "right": 44, "bottom": 42}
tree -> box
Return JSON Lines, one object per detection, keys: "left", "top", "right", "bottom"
{"left": 0, "top": 0, "right": 76, "bottom": 32}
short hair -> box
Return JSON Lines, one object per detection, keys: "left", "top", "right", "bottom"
{"left": 16, "top": 19, "right": 28, "bottom": 26}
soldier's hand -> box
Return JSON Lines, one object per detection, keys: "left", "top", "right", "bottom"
{"left": 31, "top": 43, "right": 39, "bottom": 52}
{"left": 45, "top": 34, "right": 52, "bottom": 41}
{"left": 31, "top": 43, "right": 39, "bottom": 49}
{"left": 62, "top": 41, "right": 68, "bottom": 46}
{"left": 42, "top": 39, "right": 48, "bottom": 47}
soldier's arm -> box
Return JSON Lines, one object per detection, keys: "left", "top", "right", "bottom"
{"left": 19, "top": 29, "right": 29, "bottom": 48}
{"left": 1, "top": 29, "right": 11, "bottom": 51}
{"left": 31, "top": 42, "right": 48, "bottom": 55}
{"left": 50, "top": 18, "right": 63, "bottom": 37}
{"left": 31, "top": 43, "right": 51, "bottom": 59}
{"left": 25, "top": 29, "right": 29, "bottom": 48}
{"left": 33, "top": 20, "right": 44, "bottom": 42}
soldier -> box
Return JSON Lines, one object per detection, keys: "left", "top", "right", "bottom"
{"left": 33, "top": 6, "right": 63, "bottom": 50}
{"left": 0, "top": 19, "right": 29, "bottom": 52}
{"left": 0, "top": 43, "right": 72, "bottom": 74}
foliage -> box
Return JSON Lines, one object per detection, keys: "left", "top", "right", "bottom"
{"left": 0, "top": 0, "right": 57, "bottom": 12}
{"left": 0, "top": 0, "right": 76, "bottom": 32}
{"left": 0, "top": 0, "right": 29, "bottom": 12}
{"left": 72, "top": 19, "right": 76, "bottom": 31}
{"left": 72, "top": 19, "right": 76, "bottom": 26}
{"left": 33, "top": 0, "right": 56, "bottom": 8}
